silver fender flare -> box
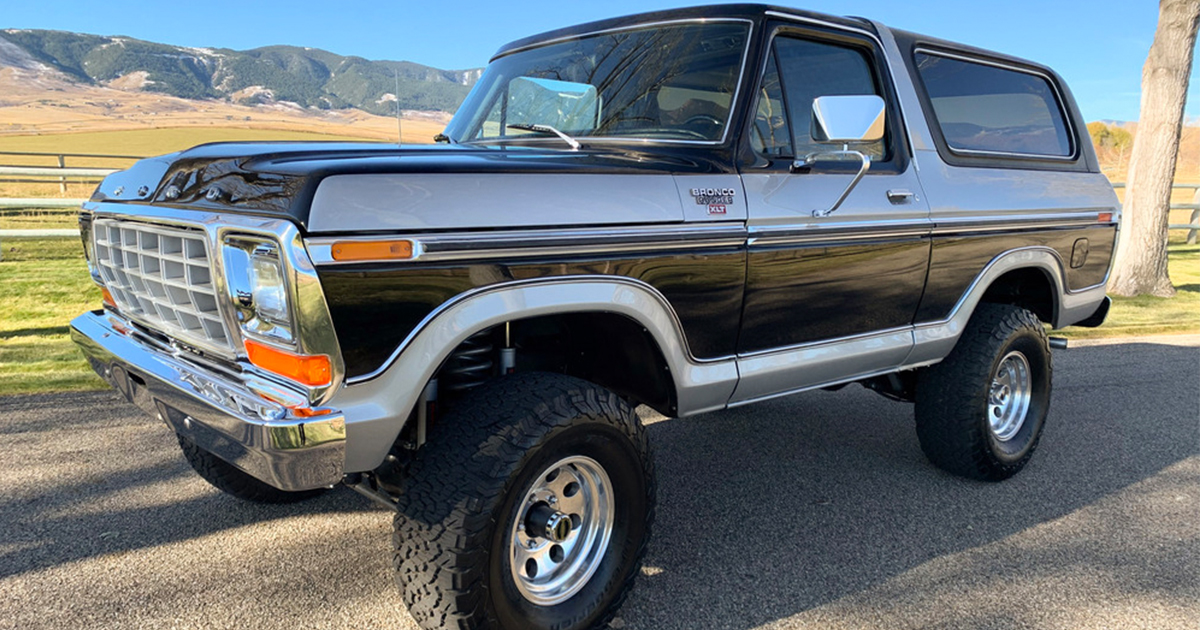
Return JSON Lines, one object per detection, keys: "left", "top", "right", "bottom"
{"left": 329, "top": 276, "right": 737, "bottom": 472}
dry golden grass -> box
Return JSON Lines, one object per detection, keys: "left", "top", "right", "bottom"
{"left": 0, "top": 65, "right": 448, "bottom": 145}
{"left": 0, "top": 126, "right": 428, "bottom": 199}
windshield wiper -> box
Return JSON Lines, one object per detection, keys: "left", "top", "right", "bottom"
{"left": 506, "top": 123, "right": 581, "bottom": 150}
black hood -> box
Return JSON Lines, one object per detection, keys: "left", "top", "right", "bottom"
{"left": 91, "top": 141, "right": 736, "bottom": 230}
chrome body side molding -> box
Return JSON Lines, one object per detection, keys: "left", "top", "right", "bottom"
{"left": 307, "top": 223, "right": 747, "bottom": 265}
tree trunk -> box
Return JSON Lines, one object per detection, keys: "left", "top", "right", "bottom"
{"left": 1110, "top": 0, "right": 1200, "bottom": 297}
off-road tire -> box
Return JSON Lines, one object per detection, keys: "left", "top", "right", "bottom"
{"left": 915, "top": 303, "right": 1052, "bottom": 481}
{"left": 392, "top": 372, "right": 655, "bottom": 630}
{"left": 177, "top": 435, "right": 327, "bottom": 503}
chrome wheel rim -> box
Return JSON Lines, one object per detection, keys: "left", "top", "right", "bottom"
{"left": 509, "top": 455, "right": 614, "bottom": 606}
{"left": 988, "top": 350, "right": 1032, "bottom": 441}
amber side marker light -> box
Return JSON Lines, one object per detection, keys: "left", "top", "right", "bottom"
{"left": 330, "top": 239, "right": 414, "bottom": 262}
{"left": 245, "top": 340, "right": 332, "bottom": 387}
{"left": 100, "top": 286, "right": 117, "bottom": 308}
{"left": 1098, "top": 212, "right": 1114, "bottom": 223}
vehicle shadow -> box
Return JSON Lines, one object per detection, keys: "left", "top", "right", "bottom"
{"left": 0, "top": 390, "right": 376, "bottom": 581}
{"left": 0, "top": 341, "right": 1195, "bottom": 629}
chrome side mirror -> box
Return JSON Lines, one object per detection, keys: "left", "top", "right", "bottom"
{"left": 793, "top": 95, "right": 887, "bottom": 218}
{"left": 811, "top": 95, "right": 886, "bottom": 145}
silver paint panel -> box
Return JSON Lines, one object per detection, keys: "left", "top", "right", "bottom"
{"left": 913, "top": 149, "right": 1120, "bottom": 224}
{"left": 308, "top": 173, "right": 685, "bottom": 234}
{"left": 731, "top": 328, "right": 913, "bottom": 404}
{"left": 673, "top": 175, "right": 748, "bottom": 222}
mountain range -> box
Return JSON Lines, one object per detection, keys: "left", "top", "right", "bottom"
{"left": 0, "top": 29, "right": 482, "bottom": 115}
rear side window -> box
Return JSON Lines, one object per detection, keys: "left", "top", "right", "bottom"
{"left": 914, "top": 52, "right": 1072, "bottom": 158}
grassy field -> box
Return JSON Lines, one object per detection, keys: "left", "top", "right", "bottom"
{"left": 0, "top": 127, "right": 405, "bottom": 199}
{"left": 0, "top": 237, "right": 103, "bottom": 395}
{"left": 0, "top": 127, "right": 391, "bottom": 163}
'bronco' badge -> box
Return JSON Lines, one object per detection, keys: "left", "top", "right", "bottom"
{"left": 691, "top": 187, "right": 735, "bottom": 215}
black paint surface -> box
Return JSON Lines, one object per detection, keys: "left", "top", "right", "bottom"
{"left": 320, "top": 248, "right": 747, "bottom": 378}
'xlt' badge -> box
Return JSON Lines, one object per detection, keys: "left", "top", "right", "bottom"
{"left": 690, "top": 187, "right": 735, "bottom": 215}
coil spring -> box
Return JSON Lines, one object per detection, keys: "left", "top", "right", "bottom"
{"left": 441, "top": 330, "right": 495, "bottom": 393}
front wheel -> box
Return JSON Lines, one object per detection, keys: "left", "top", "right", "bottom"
{"left": 915, "top": 303, "right": 1052, "bottom": 481}
{"left": 392, "top": 373, "right": 655, "bottom": 630}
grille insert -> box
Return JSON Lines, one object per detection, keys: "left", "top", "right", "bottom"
{"left": 93, "top": 220, "right": 233, "bottom": 353}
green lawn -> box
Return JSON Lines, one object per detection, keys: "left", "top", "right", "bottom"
{"left": 0, "top": 237, "right": 103, "bottom": 395}
{"left": 0, "top": 209, "right": 79, "bottom": 230}
{"left": 1059, "top": 240, "right": 1199, "bottom": 339}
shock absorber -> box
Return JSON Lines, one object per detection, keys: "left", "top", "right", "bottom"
{"left": 441, "top": 329, "right": 495, "bottom": 393}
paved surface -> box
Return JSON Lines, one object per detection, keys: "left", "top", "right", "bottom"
{"left": 1, "top": 337, "right": 1197, "bottom": 630}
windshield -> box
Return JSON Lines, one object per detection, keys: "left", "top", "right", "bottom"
{"left": 445, "top": 21, "right": 751, "bottom": 145}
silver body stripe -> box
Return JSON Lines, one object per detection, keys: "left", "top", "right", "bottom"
{"left": 305, "top": 213, "right": 1108, "bottom": 265}
{"left": 308, "top": 224, "right": 746, "bottom": 265}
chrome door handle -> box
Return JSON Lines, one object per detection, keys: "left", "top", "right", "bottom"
{"left": 887, "top": 189, "right": 915, "bottom": 204}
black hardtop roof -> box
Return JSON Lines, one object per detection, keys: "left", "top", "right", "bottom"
{"left": 491, "top": 4, "right": 1059, "bottom": 78}
{"left": 492, "top": 4, "right": 874, "bottom": 60}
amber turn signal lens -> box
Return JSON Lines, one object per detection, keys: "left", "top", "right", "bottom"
{"left": 1098, "top": 212, "right": 1113, "bottom": 223}
{"left": 244, "top": 340, "right": 332, "bottom": 387}
{"left": 330, "top": 240, "right": 414, "bottom": 262}
{"left": 101, "top": 286, "right": 116, "bottom": 308}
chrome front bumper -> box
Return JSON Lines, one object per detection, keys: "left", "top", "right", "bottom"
{"left": 71, "top": 311, "right": 346, "bottom": 491}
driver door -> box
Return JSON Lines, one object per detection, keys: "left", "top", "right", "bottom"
{"left": 737, "top": 25, "right": 931, "bottom": 357}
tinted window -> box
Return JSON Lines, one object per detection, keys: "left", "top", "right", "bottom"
{"left": 446, "top": 23, "right": 750, "bottom": 143}
{"left": 914, "top": 52, "right": 1072, "bottom": 157}
{"left": 772, "top": 37, "right": 886, "bottom": 160}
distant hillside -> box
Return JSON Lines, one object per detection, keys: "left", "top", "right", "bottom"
{"left": 0, "top": 29, "right": 481, "bottom": 115}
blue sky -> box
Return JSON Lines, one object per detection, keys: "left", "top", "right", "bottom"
{"left": 4, "top": 0, "right": 1197, "bottom": 123}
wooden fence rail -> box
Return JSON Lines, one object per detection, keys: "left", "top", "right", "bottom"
{"left": 1112, "top": 182, "right": 1200, "bottom": 244}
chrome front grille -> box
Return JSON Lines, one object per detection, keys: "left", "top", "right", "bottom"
{"left": 93, "top": 219, "right": 233, "bottom": 353}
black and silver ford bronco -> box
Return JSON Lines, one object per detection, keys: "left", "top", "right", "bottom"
{"left": 71, "top": 4, "right": 1119, "bottom": 629}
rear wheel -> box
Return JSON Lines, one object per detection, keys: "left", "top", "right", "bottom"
{"left": 915, "top": 303, "right": 1052, "bottom": 481}
{"left": 392, "top": 372, "right": 654, "bottom": 630}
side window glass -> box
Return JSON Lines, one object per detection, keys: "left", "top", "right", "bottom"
{"left": 913, "top": 52, "right": 1072, "bottom": 158}
{"left": 773, "top": 37, "right": 887, "bottom": 161}
{"left": 751, "top": 51, "right": 792, "bottom": 156}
